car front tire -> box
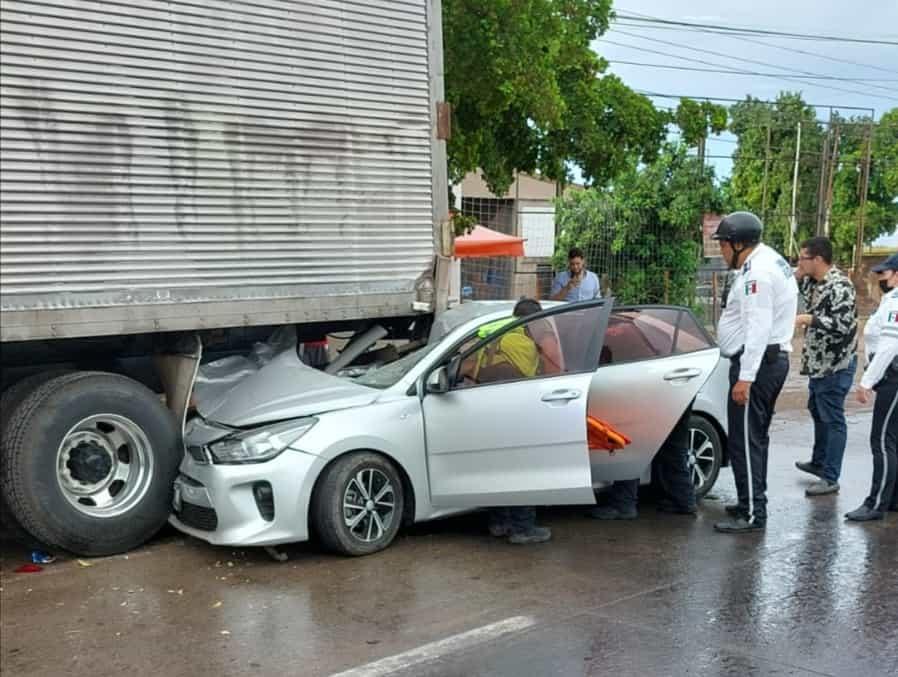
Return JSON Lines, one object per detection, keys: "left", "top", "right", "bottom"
{"left": 312, "top": 452, "right": 404, "bottom": 556}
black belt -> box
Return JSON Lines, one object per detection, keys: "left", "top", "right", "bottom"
{"left": 729, "top": 345, "right": 786, "bottom": 362}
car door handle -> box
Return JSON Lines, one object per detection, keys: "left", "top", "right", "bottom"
{"left": 541, "top": 389, "right": 582, "bottom": 402}
{"left": 663, "top": 368, "right": 703, "bottom": 381}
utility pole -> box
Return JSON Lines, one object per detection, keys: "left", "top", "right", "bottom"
{"left": 761, "top": 125, "right": 771, "bottom": 224}
{"left": 789, "top": 121, "right": 802, "bottom": 257}
{"left": 823, "top": 124, "right": 841, "bottom": 238}
{"left": 854, "top": 122, "right": 873, "bottom": 272}
{"left": 815, "top": 115, "right": 831, "bottom": 235}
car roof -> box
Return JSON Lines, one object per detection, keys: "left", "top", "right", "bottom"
{"left": 429, "top": 301, "right": 566, "bottom": 344}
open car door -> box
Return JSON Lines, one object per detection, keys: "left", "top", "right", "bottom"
{"left": 586, "top": 306, "right": 721, "bottom": 484}
{"left": 421, "top": 300, "right": 611, "bottom": 508}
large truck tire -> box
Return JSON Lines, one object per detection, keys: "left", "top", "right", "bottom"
{"left": 0, "top": 370, "right": 72, "bottom": 545}
{"left": 1, "top": 371, "right": 181, "bottom": 556}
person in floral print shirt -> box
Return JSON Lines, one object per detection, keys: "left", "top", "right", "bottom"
{"left": 793, "top": 237, "right": 858, "bottom": 496}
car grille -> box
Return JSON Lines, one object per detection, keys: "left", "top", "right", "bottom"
{"left": 187, "top": 445, "right": 210, "bottom": 464}
{"left": 176, "top": 502, "right": 218, "bottom": 531}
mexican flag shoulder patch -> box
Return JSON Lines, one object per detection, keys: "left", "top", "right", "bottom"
{"left": 888, "top": 311, "right": 898, "bottom": 323}
{"left": 744, "top": 280, "right": 759, "bottom": 296}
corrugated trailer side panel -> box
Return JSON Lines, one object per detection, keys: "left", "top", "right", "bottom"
{"left": 0, "top": 0, "right": 439, "bottom": 341}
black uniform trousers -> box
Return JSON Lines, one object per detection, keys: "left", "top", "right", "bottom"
{"left": 727, "top": 351, "right": 789, "bottom": 524}
{"left": 607, "top": 406, "right": 696, "bottom": 512}
{"left": 865, "top": 369, "right": 898, "bottom": 512}
{"left": 651, "top": 407, "right": 697, "bottom": 511}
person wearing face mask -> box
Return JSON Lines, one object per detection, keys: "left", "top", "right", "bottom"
{"left": 711, "top": 212, "right": 799, "bottom": 533}
{"left": 846, "top": 252, "right": 898, "bottom": 522}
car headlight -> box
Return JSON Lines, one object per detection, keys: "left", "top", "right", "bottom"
{"left": 208, "top": 418, "right": 317, "bottom": 464}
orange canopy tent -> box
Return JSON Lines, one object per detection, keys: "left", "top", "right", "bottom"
{"left": 454, "top": 225, "right": 526, "bottom": 258}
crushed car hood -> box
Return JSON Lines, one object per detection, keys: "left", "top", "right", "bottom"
{"left": 196, "top": 351, "right": 379, "bottom": 427}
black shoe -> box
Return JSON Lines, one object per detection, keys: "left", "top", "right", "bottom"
{"left": 657, "top": 499, "right": 697, "bottom": 515}
{"left": 795, "top": 461, "right": 824, "bottom": 479}
{"left": 714, "top": 517, "right": 765, "bottom": 533}
{"left": 588, "top": 506, "right": 638, "bottom": 520}
{"left": 724, "top": 503, "right": 745, "bottom": 518}
{"left": 844, "top": 505, "right": 884, "bottom": 522}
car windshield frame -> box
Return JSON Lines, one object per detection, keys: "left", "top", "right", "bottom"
{"left": 348, "top": 340, "right": 442, "bottom": 390}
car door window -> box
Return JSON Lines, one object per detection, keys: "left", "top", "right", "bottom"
{"left": 599, "top": 308, "right": 679, "bottom": 365}
{"left": 457, "top": 303, "right": 609, "bottom": 387}
{"left": 599, "top": 307, "right": 716, "bottom": 366}
{"left": 672, "top": 311, "right": 715, "bottom": 355}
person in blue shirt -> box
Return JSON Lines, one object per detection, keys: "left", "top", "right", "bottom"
{"left": 550, "top": 247, "right": 601, "bottom": 302}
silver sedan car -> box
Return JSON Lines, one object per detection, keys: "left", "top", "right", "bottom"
{"left": 170, "top": 300, "right": 728, "bottom": 556}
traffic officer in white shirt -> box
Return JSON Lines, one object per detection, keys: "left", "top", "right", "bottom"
{"left": 712, "top": 212, "right": 799, "bottom": 533}
{"left": 847, "top": 252, "right": 898, "bottom": 521}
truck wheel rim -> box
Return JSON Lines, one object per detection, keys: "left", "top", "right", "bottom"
{"left": 56, "top": 414, "right": 154, "bottom": 518}
{"left": 342, "top": 468, "right": 395, "bottom": 543}
{"left": 688, "top": 427, "right": 715, "bottom": 491}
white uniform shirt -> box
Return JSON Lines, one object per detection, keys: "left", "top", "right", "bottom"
{"left": 861, "top": 287, "right": 898, "bottom": 390}
{"left": 716, "top": 243, "right": 799, "bottom": 382}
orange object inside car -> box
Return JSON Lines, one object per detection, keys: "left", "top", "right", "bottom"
{"left": 587, "top": 416, "right": 632, "bottom": 451}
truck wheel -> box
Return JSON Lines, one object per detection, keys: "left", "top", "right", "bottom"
{"left": 1, "top": 370, "right": 72, "bottom": 545}
{"left": 312, "top": 452, "right": 404, "bottom": 556}
{"left": 1, "top": 372, "right": 181, "bottom": 556}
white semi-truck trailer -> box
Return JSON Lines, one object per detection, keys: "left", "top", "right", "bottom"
{"left": 0, "top": 0, "right": 451, "bottom": 555}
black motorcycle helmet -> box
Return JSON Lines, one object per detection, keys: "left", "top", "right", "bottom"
{"left": 712, "top": 211, "right": 763, "bottom": 246}
{"left": 712, "top": 211, "right": 763, "bottom": 268}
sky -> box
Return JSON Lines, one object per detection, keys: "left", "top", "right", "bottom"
{"left": 591, "top": 1, "right": 898, "bottom": 243}
{"left": 594, "top": 1, "right": 898, "bottom": 169}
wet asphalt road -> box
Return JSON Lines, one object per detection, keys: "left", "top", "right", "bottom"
{"left": 1, "top": 404, "right": 896, "bottom": 677}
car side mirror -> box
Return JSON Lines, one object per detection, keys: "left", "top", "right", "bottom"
{"left": 426, "top": 366, "right": 450, "bottom": 394}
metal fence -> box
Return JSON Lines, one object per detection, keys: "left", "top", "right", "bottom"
{"left": 456, "top": 196, "right": 733, "bottom": 331}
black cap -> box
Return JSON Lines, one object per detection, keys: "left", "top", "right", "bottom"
{"left": 872, "top": 253, "right": 898, "bottom": 273}
{"left": 711, "top": 211, "right": 763, "bottom": 245}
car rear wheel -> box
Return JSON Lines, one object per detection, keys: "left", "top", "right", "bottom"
{"left": 312, "top": 452, "right": 404, "bottom": 557}
{"left": 688, "top": 415, "right": 722, "bottom": 498}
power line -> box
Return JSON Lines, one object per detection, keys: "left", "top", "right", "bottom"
{"left": 614, "top": 9, "right": 898, "bottom": 76}
{"left": 613, "top": 14, "right": 898, "bottom": 46}
{"left": 609, "top": 60, "right": 898, "bottom": 83}
{"left": 637, "top": 91, "right": 897, "bottom": 124}
{"left": 604, "top": 30, "right": 898, "bottom": 101}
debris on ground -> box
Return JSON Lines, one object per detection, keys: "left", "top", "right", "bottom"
{"left": 30, "top": 550, "right": 56, "bottom": 564}
{"left": 14, "top": 564, "right": 43, "bottom": 574}
{"left": 76, "top": 560, "right": 93, "bottom": 568}
{"left": 264, "top": 546, "right": 289, "bottom": 562}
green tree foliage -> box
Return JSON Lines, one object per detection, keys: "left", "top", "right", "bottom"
{"left": 727, "top": 93, "right": 823, "bottom": 256}
{"left": 727, "top": 93, "right": 897, "bottom": 262}
{"left": 876, "top": 108, "right": 898, "bottom": 199}
{"left": 828, "top": 111, "right": 898, "bottom": 260}
{"left": 554, "top": 143, "right": 725, "bottom": 306}
{"left": 443, "top": 0, "right": 667, "bottom": 194}
{"left": 675, "top": 98, "right": 728, "bottom": 150}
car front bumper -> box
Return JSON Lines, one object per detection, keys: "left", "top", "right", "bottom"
{"left": 168, "top": 449, "right": 324, "bottom": 547}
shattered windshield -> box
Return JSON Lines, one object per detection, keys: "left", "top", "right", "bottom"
{"left": 349, "top": 341, "right": 441, "bottom": 389}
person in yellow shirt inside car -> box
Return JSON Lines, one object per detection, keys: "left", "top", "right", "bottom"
{"left": 462, "top": 298, "right": 563, "bottom": 385}
{"left": 463, "top": 298, "right": 555, "bottom": 544}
